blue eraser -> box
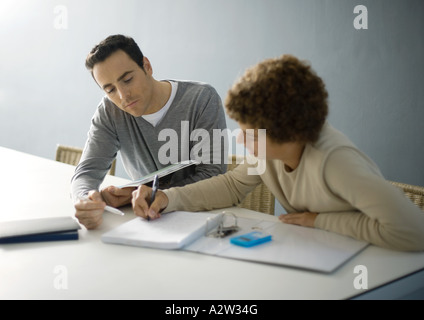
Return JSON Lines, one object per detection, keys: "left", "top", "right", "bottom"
{"left": 230, "top": 231, "right": 272, "bottom": 247}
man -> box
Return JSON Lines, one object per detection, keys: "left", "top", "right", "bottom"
{"left": 73, "top": 35, "right": 227, "bottom": 229}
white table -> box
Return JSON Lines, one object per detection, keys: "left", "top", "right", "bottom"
{"left": 1, "top": 146, "right": 423, "bottom": 300}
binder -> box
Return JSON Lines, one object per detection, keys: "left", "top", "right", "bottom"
{"left": 101, "top": 211, "right": 369, "bottom": 273}
{"left": 185, "top": 215, "right": 369, "bottom": 273}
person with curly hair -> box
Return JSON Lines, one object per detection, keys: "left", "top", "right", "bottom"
{"left": 131, "top": 55, "right": 424, "bottom": 251}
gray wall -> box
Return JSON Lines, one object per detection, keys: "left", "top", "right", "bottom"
{"left": 1, "top": 0, "right": 423, "bottom": 188}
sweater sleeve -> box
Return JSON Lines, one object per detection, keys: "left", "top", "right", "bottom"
{"left": 163, "top": 162, "right": 262, "bottom": 213}
{"left": 315, "top": 148, "right": 424, "bottom": 251}
{"left": 70, "top": 102, "right": 120, "bottom": 201}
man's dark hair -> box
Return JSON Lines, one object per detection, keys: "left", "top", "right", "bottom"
{"left": 85, "top": 34, "right": 145, "bottom": 72}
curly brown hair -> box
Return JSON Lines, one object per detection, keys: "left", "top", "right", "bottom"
{"left": 225, "top": 55, "right": 328, "bottom": 143}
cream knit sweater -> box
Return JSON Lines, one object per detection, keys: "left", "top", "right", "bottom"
{"left": 163, "top": 123, "right": 424, "bottom": 251}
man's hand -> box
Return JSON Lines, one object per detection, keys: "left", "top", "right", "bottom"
{"left": 74, "top": 190, "right": 106, "bottom": 229}
{"left": 279, "top": 212, "right": 318, "bottom": 228}
{"left": 132, "top": 185, "right": 169, "bottom": 220}
{"left": 101, "top": 186, "right": 135, "bottom": 208}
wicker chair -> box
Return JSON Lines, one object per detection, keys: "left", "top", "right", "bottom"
{"left": 226, "top": 155, "right": 275, "bottom": 215}
{"left": 55, "top": 144, "right": 116, "bottom": 176}
{"left": 389, "top": 181, "right": 424, "bottom": 211}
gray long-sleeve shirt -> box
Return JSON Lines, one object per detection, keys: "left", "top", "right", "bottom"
{"left": 71, "top": 80, "right": 227, "bottom": 201}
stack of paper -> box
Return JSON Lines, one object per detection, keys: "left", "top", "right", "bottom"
{"left": 102, "top": 211, "right": 222, "bottom": 249}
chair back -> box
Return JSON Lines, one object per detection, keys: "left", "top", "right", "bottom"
{"left": 55, "top": 144, "right": 116, "bottom": 176}
{"left": 389, "top": 181, "right": 424, "bottom": 211}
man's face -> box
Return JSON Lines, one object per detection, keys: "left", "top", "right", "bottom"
{"left": 92, "top": 49, "right": 154, "bottom": 117}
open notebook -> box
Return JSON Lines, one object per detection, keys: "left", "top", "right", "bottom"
{"left": 101, "top": 211, "right": 369, "bottom": 273}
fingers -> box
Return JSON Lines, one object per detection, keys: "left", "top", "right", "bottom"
{"left": 107, "top": 186, "right": 135, "bottom": 197}
{"left": 88, "top": 190, "right": 103, "bottom": 202}
{"left": 149, "top": 191, "right": 169, "bottom": 218}
{"left": 101, "top": 186, "right": 135, "bottom": 207}
{"left": 74, "top": 191, "right": 106, "bottom": 230}
{"left": 75, "top": 185, "right": 170, "bottom": 228}
{"left": 279, "top": 214, "right": 300, "bottom": 226}
{"left": 132, "top": 186, "right": 153, "bottom": 219}
{"left": 279, "top": 212, "right": 318, "bottom": 228}
{"left": 132, "top": 185, "right": 169, "bottom": 220}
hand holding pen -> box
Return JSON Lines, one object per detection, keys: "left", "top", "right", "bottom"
{"left": 75, "top": 190, "right": 125, "bottom": 230}
{"left": 132, "top": 174, "right": 169, "bottom": 220}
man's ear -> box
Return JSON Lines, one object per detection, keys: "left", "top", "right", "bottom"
{"left": 143, "top": 56, "right": 153, "bottom": 75}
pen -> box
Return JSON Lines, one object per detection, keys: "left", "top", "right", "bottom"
{"left": 78, "top": 196, "right": 125, "bottom": 216}
{"left": 151, "top": 174, "right": 159, "bottom": 205}
{"left": 147, "top": 175, "right": 159, "bottom": 221}
{"left": 104, "top": 205, "right": 125, "bottom": 216}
